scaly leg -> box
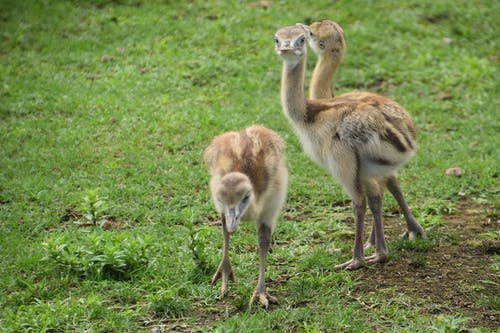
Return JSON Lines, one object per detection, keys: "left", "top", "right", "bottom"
{"left": 249, "top": 223, "right": 278, "bottom": 309}
{"left": 387, "top": 175, "right": 426, "bottom": 240}
{"left": 211, "top": 215, "right": 235, "bottom": 296}
{"left": 335, "top": 198, "right": 367, "bottom": 270}
{"left": 365, "top": 180, "right": 386, "bottom": 250}
{"left": 365, "top": 193, "right": 388, "bottom": 265}
{"left": 365, "top": 221, "right": 376, "bottom": 250}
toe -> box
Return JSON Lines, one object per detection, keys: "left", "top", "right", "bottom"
{"left": 259, "top": 293, "right": 278, "bottom": 309}
{"left": 335, "top": 259, "right": 364, "bottom": 271}
{"left": 211, "top": 271, "right": 221, "bottom": 285}
{"left": 267, "top": 294, "right": 278, "bottom": 304}
{"left": 259, "top": 294, "right": 269, "bottom": 309}
{"left": 346, "top": 260, "right": 364, "bottom": 270}
{"left": 366, "top": 253, "right": 388, "bottom": 265}
{"left": 220, "top": 282, "right": 229, "bottom": 296}
{"left": 402, "top": 229, "right": 427, "bottom": 240}
{"left": 250, "top": 292, "right": 278, "bottom": 309}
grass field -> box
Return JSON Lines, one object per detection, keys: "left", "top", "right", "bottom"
{"left": 1, "top": 0, "right": 499, "bottom": 332}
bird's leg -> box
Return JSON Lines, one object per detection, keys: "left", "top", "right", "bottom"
{"left": 249, "top": 223, "right": 278, "bottom": 309}
{"left": 365, "top": 185, "right": 385, "bottom": 250}
{"left": 365, "top": 221, "right": 376, "bottom": 250}
{"left": 387, "top": 175, "right": 426, "bottom": 240}
{"left": 365, "top": 192, "right": 388, "bottom": 265}
{"left": 211, "top": 215, "right": 235, "bottom": 296}
{"left": 336, "top": 198, "right": 366, "bottom": 270}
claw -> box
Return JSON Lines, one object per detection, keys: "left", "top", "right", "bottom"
{"left": 249, "top": 291, "right": 278, "bottom": 309}
{"left": 366, "top": 253, "right": 388, "bottom": 265}
{"left": 210, "top": 269, "right": 220, "bottom": 285}
{"left": 211, "top": 261, "right": 235, "bottom": 296}
{"left": 401, "top": 229, "right": 427, "bottom": 241}
{"left": 335, "top": 258, "right": 365, "bottom": 271}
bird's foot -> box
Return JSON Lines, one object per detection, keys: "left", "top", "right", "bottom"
{"left": 211, "top": 262, "right": 235, "bottom": 296}
{"left": 365, "top": 252, "right": 388, "bottom": 265}
{"left": 249, "top": 290, "right": 278, "bottom": 310}
{"left": 335, "top": 258, "right": 364, "bottom": 271}
{"left": 401, "top": 228, "right": 427, "bottom": 241}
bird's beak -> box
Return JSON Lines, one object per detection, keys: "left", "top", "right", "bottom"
{"left": 225, "top": 208, "right": 240, "bottom": 233}
{"left": 277, "top": 40, "right": 294, "bottom": 54}
{"left": 278, "top": 47, "right": 295, "bottom": 54}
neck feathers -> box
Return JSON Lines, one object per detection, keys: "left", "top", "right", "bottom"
{"left": 309, "top": 57, "right": 339, "bottom": 99}
{"left": 280, "top": 59, "right": 307, "bottom": 124}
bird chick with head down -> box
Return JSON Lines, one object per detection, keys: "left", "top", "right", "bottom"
{"left": 204, "top": 125, "right": 288, "bottom": 308}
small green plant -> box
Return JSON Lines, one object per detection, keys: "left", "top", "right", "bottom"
{"left": 233, "top": 284, "right": 254, "bottom": 312}
{"left": 476, "top": 293, "right": 500, "bottom": 311}
{"left": 301, "top": 322, "right": 323, "bottom": 333}
{"left": 409, "top": 253, "right": 428, "bottom": 268}
{"left": 392, "top": 237, "right": 437, "bottom": 253}
{"left": 185, "top": 209, "right": 215, "bottom": 282}
{"left": 147, "top": 287, "right": 190, "bottom": 318}
{"left": 415, "top": 199, "right": 457, "bottom": 229}
{"left": 431, "top": 315, "right": 470, "bottom": 333}
{"left": 288, "top": 273, "right": 329, "bottom": 305}
{"left": 42, "top": 231, "right": 154, "bottom": 280}
{"left": 490, "top": 255, "right": 500, "bottom": 272}
{"left": 80, "top": 189, "right": 108, "bottom": 226}
{"left": 478, "top": 230, "right": 500, "bottom": 240}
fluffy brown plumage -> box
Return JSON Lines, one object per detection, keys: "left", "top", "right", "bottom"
{"left": 274, "top": 25, "right": 425, "bottom": 270}
{"left": 304, "top": 20, "right": 426, "bottom": 249}
{"left": 204, "top": 125, "right": 288, "bottom": 307}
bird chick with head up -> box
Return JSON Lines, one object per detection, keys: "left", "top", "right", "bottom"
{"left": 301, "top": 19, "right": 426, "bottom": 249}
{"left": 204, "top": 125, "right": 288, "bottom": 308}
{"left": 274, "top": 24, "right": 424, "bottom": 270}
{"left": 303, "top": 20, "right": 346, "bottom": 99}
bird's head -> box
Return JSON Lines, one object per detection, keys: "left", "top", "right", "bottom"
{"left": 274, "top": 25, "right": 308, "bottom": 67}
{"left": 216, "top": 172, "right": 254, "bottom": 233}
{"left": 299, "top": 20, "right": 346, "bottom": 61}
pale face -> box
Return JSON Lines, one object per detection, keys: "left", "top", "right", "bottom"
{"left": 274, "top": 26, "right": 308, "bottom": 67}
{"left": 307, "top": 21, "right": 345, "bottom": 60}
{"left": 216, "top": 174, "right": 254, "bottom": 233}
{"left": 307, "top": 32, "right": 323, "bottom": 55}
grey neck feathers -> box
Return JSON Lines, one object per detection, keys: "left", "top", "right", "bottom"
{"left": 280, "top": 57, "right": 307, "bottom": 124}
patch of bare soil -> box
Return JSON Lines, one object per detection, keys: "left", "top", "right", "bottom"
{"left": 353, "top": 199, "right": 499, "bottom": 330}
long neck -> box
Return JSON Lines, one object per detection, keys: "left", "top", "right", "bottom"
{"left": 280, "top": 57, "right": 307, "bottom": 124}
{"left": 309, "top": 56, "right": 339, "bottom": 99}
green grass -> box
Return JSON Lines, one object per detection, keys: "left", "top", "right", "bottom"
{"left": 1, "top": 0, "right": 499, "bottom": 332}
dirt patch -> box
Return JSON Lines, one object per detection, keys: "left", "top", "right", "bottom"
{"left": 353, "top": 199, "right": 499, "bottom": 329}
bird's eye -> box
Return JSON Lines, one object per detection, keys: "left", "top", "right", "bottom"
{"left": 319, "top": 40, "right": 326, "bottom": 49}
{"left": 295, "top": 36, "right": 305, "bottom": 47}
{"left": 242, "top": 195, "right": 250, "bottom": 204}
{"left": 274, "top": 38, "right": 279, "bottom": 46}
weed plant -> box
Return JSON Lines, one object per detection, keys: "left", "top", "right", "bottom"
{"left": 42, "top": 231, "right": 154, "bottom": 280}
